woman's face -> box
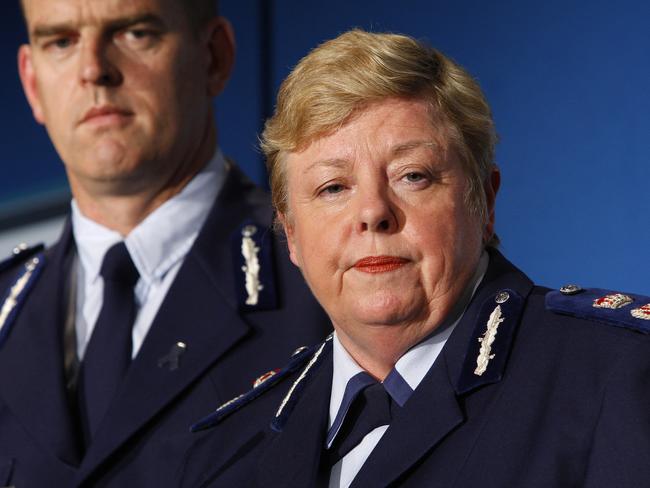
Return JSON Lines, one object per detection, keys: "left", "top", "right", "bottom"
{"left": 282, "top": 98, "right": 496, "bottom": 351}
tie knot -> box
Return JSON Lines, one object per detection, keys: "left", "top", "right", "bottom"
{"left": 100, "top": 242, "right": 139, "bottom": 286}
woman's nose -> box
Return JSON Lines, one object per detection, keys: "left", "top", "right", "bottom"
{"left": 354, "top": 185, "right": 398, "bottom": 234}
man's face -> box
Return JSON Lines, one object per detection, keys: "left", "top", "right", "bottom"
{"left": 18, "top": 0, "right": 233, "bottom": 198}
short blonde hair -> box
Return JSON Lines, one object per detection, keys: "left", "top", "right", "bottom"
{"left": 262, "top": 29, "right": 498, "bottom": 242}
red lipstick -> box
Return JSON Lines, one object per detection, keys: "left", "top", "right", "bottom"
{"left": 353, "top": 256, "right": 408, "bottom": 274}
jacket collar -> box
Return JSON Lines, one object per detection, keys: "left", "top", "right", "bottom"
{"left": 350, "top": 248, "right": 534, "bottom": 486}
{"left": 77, "top": 163, "right": 276, "bottom": 480}
{"left": 0, "top": 219, "right": 82, "bottom": 466}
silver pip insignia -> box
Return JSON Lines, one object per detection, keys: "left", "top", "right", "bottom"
{"left": 474, "top": 304, "right": 504, "bottom": 376}
{"left": 241, "top": 225, "right": 264, "bottom": 306}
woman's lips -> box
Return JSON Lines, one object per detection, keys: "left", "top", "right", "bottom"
{"left": 353, "top": 256, "right": 409, "bottom": 274}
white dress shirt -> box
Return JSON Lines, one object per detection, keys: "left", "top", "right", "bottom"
{"left": 328, "top": 252, "right": 489, "bottom": 488}
{"left": 71, "top": 149, "right": 226, "bottom": 360}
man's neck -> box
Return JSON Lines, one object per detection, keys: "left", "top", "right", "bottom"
{"left": 70, "top": 130, "right": 217, "bottom": 236}
{"left": 71, "top": 182, "right": 195, "bottom": 237}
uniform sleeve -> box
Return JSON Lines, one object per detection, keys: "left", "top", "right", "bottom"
{"left": 583, "top": 336, "right": 650, "bottom": 487}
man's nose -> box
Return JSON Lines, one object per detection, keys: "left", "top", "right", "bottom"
{"left": 79, "top": 38, "right": 122, "bottom": 86}
{"left": 354, "top": 184, "right": 399, "bottom": 234}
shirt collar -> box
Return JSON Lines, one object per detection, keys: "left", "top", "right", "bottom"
{"left": 72, "top": 149, "right": 226, "bottom": 286}
{"left": 329, "top": 251, "right": 489, "bottom": 430}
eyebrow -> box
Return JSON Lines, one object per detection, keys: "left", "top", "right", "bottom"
{"left": 392, "top": 140, "right": 439, "bottom": 155}
{"left": 304, "top": 158, "right": 349, "bottom": 173}
{"left": 31, "top": 13, "right": 164, "bottom": 40}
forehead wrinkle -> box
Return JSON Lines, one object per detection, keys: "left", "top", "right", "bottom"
{"left": 26, "top": 0, "right": 171, "bottom": 35}
{"left": 31, "top": 13, "right": 163, "bottom": 39}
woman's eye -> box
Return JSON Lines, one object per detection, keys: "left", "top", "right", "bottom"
{"left": 321, "top": 184, "right": 345, "bottom": 194}
{"left": 404, "top": 172, "right": 426, "bottom": 182}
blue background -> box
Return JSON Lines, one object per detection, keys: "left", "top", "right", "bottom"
{"left": 2, "top": 0, "right": 648, "bottom": 294}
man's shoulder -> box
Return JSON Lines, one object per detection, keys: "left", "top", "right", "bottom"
{"left": 191, "top": 335, "right": 332, "bottom": 433}
{"left": 179, "top": 336, "right": 332, "bottom": 487}
{"left": 0, "top": 243, "right": 47, "bottom": 347}
{"left": 0, "top": 243, "right": 45, "bottom": 276}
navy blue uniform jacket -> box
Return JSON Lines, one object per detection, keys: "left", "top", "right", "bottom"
{"left": 180, "top": 250, "right": 650, "bottom": 487}
{"left": 0, "top": 164, "right": 330, "bottom": 487}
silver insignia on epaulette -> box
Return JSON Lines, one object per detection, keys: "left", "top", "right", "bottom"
{"left": 560, "top": 284, "right": 582, "bottom": 295}
{"left": 474, "top": 304, "right": 504, "bottom": 376}
{"left": 593, "top": 293, "right": 633, "bottom": 309}
{"left": 275, "top": 340, "right": 329, "bottom": 419}
{"left": 291, "top": 346, "right": 308, "bottom": 357}
{"left": 630, "top": 304, "right": 650, "bottom": 321}
{"left": 215, "top": 393, "right": 246, "bottom": 413}
{"left": 241, "top": 225, "right": 264, "bottom": 306}
{"left": 12, "top": 242, "right": 29, "bottom": 255}
{"left": 0, "top": 257, "right": 39, "bottom": 333}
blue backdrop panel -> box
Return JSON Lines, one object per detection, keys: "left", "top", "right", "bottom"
{"left": 271, "top": 0, "right": 650, "bottom": 294}
{"left": 1, "top": 1, "right": 648, "bottom": 294}
{"left": 1, "top": 3, "right": 69, "bottom": 212}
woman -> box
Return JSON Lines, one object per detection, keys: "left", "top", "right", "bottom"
{"left": 181, "top": 30, "right": 650, "bottom": 488}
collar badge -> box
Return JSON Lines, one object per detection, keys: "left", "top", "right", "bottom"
{"left": 474, "top": 303, "right": 505, "bottom": 376}
{"left": 241, "top": 225, "right": 264, "bottom": 306}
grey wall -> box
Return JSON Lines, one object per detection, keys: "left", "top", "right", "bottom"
{"left": 2, "top": 1, "right": 649, "bottom": 293}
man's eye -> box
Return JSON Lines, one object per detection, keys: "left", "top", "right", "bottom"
{"left": 54, "top": 38, "right": 72, "bottom": 48}
{"left": 127, "top": 29, "right": 151, "bottom": 40}
{"left": 46, "top": 36, "right": 75, "bottom": 51}
{"left": 116, "top": 27, "right": 160, "bottom": 48}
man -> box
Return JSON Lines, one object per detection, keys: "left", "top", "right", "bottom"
{"left": 179, "top": 30, "right": 650, "bottom": 487}
{"left": 0, "top": 0, "right": 329, "bottom": 486}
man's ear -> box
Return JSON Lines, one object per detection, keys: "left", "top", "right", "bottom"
{"left": 483, "top": 166, "right": 500, "bottom": 243}
{"left": 18, "top": 44, "right": 45, "bottom": 124}
{"left": 204, "top": 17, "right": 235, "bottom": 97}
{"left": 277, "top": 211, "right": 301, "bottom": 268}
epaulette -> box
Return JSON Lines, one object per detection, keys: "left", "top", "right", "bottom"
{"left": 190, "top": 334, "right": 333, "bottom": 432}
{"left": 230, "top": 220, "right": 278, "bottom": 311}
{"left": 546, "top": 285, "right": 650, "bottom": 334}
{"left": 0, "top": 242, "right": 44, "bottom": 274}
{"left": 0, "top": 248, "right": 46, "bottom": 348}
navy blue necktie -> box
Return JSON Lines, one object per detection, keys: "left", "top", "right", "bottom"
{"left": 78, "top": 242, "right": 139, "bottom": 442}
{"left": 327, "top": 377, "right": 396, "bottom": 465}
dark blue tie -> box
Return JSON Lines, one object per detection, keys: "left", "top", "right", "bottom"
{"left": 327, "top": 374, "right": 396, "bottom": 465}
{"left": 78, "top": 242, "right": 139, "bottom": 442}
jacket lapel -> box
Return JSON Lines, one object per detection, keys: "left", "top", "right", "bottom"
{"left": 0, "top": 221, "right": 82, "bottom": 466}
{"left": 77, "top": 164, "right": 269, "bottom": 478}
{"left": 349, "top": 346, "right": 463, "bottom": 487}
{"left": 256, "top": 347, "right": 333, "bottom": 487}
{"left": 351, "top": 250, "right": 534, "bottom": 487}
